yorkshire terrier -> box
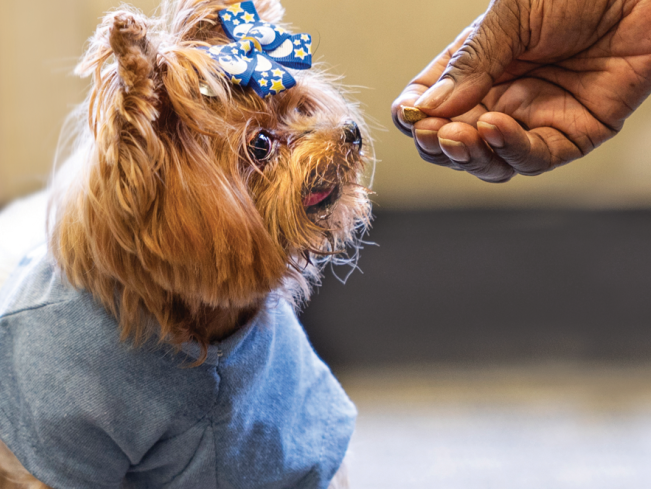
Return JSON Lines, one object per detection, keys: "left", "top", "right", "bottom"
{"left": 0, "top": 0, "right": 372, "bottom": 487}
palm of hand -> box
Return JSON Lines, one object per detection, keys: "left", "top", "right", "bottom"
{"left": 487, "top": 0, "right": 651, "bottom": 161}
{"left": 396, "top": 0, "right": 651, "bottom": 181}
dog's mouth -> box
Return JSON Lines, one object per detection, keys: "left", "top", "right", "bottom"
{"left": 303, "top": 184, "right": 340, "bottom": 217}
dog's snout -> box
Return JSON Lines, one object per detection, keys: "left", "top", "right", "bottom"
{"left": 343, "top": 120, "right": 362, "bottom": 149}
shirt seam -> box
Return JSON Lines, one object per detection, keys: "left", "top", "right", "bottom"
{"left": 0, "top": 299, "right": 69, "bottom": 321}
{"left": 144, "top": 365, "right": 220, "bottom": 486}
{"left": 211, "top": 415, "right": 218, "bottom": 486}
{"left": 211, "top": 362, "right": 224, "bottom": 487}
{"left": 161, "top": 366, "right": 221, "bottom": 444}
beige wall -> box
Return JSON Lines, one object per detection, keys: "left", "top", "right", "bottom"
{"left": 0, "top": 0, "right": 159, "bottom": 204}
{"left": 3, "top": 0, "right": 651, "bottom": 208}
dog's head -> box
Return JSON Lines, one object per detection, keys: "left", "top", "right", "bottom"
{"left": 50, "top": 0, "right": 372, "bottom": 355}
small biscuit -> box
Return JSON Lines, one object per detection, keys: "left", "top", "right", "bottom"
{"left": 401, "top": 106, "right": 427, "bottom": 124}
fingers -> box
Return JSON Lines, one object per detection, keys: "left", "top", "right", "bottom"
{"left": 415, "top": 1, "right": 526, "bottom": 119}
{"left": 413, "top": 112, "right": 586, "bottom": 182}
{"left": 391, "top": 26, "right": 475, "bottom": 136}
{"left": 413, "top": 120, "right": 516, "bottom": 183}
{"left": 392, "top": 86, "right": 431, "bottom": 137}
{"left": 477, "top": 112, "right": 584, "bottom": 174}
{"left": 411, "top": 117, "right": 456, "bottom": 168}
{"left": 392, "top": 0, "right": 590, "bottom": 180}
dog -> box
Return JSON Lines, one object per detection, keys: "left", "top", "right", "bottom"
{"left": 0, "top": 0, "right": 372, "bottom": 487}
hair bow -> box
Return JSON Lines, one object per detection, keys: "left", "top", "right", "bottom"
{"left": 197, "top": 1, "right": 312, "bottom": 98}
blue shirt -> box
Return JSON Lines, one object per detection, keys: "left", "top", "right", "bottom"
{"left": 0, "top": 246, "right": 355, "bottom": 488}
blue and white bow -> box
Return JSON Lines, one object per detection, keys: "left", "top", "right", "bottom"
{"left": 197, "top": 1, "right": 312, "bottom": 98}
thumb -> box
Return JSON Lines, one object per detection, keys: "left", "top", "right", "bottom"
{"left": 415, "top": 2, "right": 525, "bottom": 118}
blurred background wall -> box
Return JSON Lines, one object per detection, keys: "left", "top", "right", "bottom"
{"left": 0, "top": 0, "right": 156, "bottom": 203}
{"left": 4, "top": 0, "right": 651, "bottom": 208}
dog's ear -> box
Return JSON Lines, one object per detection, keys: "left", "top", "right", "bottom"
{"left": 74, "top": 10, "right": 163, "bottom": 227}
{"left": 168, "top": 0, "right": 285, "bottom": 43}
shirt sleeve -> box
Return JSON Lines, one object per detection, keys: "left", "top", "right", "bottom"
{"left": 0, "top": 303, "right": 131, "bottom": 489}
{"left": 211, "top": 300, "right": 357, "bottom": 489}
{"left": 0, "top": 253, "right": 220, "bottom": 489}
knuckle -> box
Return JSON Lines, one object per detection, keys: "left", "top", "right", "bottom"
{"left": 445, "top": 34, "right": 498, "bottom": 84}
{"left": 496, "top": 142, "right": 537, "bottom": 172}
{"left": 452, "top": 154, "right": 489, "bottom": 173}
{"left": 517, "top": 168, "right": 546, "bottom": 176}
{"left": 460, "top": 153, "right": 515, "bottom": 182}
{"left": 504, "top": 151, "right": 534, "bottom": 170}
{"left": 510, "top": 157, "right": 547, "bottom": 174}
{"left": 447, "top": 41, "right": 483, "bottom": 76}
{"left": 416, "top": 146, "right": 454, "bottom": 167}
{"left": 479, "top": 169, "right": 515, "bottom": 183}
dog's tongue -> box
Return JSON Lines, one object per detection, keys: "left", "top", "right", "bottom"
{"left": 303, "top": 187, "right": 335, "bottom": 207}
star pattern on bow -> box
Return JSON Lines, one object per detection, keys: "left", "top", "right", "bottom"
{"left": 197, "top": 1, "right": 312, "bottom": 98}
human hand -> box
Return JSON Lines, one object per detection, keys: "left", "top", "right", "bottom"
{"left": 392, "top": 0, "right": 651, "bottom": 182}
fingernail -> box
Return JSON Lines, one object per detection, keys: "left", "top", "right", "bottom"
{"left": 415, "top": 78, "right": 455, "bottom": 110}
{"left": 439, "top": 138, "right": 470, "bottom": 163}
{"left": 477, "top": 121, "right": 504, "bottom": 148}
{"left": 414, "top": 129, "right": 441, "bottom": 155}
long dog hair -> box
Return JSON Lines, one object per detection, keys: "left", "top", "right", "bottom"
{"left": 48, "top": 0, "right": 372, "bottom": 362}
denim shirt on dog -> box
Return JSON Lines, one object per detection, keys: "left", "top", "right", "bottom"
{"left": 0, "top": 246, "right": 356, "bottom": 489}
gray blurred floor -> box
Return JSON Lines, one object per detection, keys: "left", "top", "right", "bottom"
{"left": 339, "top": 364, "right": 651, "bottom": 488}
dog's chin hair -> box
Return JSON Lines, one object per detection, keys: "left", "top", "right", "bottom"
{"left": 47, "top": 0, "right": 374, "bottom": 363}
{"left": 277, "top": 179, "right": 372, "bottom": 312}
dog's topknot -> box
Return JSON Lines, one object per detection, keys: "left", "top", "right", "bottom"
{"left": 109, "top": 12, "right": 157, "bottom": 91}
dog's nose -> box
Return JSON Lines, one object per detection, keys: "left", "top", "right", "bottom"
{"left": 343, "top": 120, "right": 362, "bottom": 149}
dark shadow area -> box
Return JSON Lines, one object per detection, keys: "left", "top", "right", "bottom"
{"left": 299, "top": 209, "right": 651, "bottom": 368}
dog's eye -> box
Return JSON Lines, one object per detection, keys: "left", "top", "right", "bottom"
{"left": 248, "top": 131, "right": 275, "bottom": 163}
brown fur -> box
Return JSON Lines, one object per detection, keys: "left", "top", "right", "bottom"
{"left": 3, "top": 1, "right": 370, "bottom": 484}
{"left": 2, "top": 1, "right": 370, "bottom": 485}
{"left": 48, "top": 0, "right": 372, "bottom": 362}
{"left": 0, "top": 440, "right": 51, "bottom": 489}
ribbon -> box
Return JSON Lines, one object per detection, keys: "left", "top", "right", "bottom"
{"left": 197, "top": 1, "right": 312, "bottom": 98}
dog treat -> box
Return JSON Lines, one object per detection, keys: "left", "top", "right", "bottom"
{"left": 401, "top": 106, "right": 428, "bottom": 124}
